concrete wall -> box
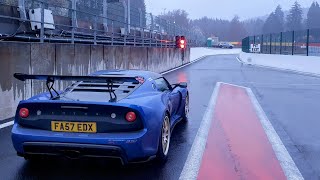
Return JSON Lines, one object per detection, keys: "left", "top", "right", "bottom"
{"left": 0, "top": 42, "right": 190, "bottom": 120}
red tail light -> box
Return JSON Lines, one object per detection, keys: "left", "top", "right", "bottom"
{"left": 125, "top": 112, "right": 136, "bottom": 122}
{"left": 19, "top": 108, "right": 29, "bottom": 118}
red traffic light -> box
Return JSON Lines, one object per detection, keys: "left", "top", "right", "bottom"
{"left": 176, "top": 36, "right": 187, "bottom": 49}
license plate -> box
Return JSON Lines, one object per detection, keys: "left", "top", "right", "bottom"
{"left": 51, "top": 121, "right": 97, "bottom": 133}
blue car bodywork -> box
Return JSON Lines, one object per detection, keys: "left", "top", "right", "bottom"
{"left": 12, "top": 70, "right": 188, "bottom": 164}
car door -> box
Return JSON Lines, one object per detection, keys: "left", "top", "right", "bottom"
{"left": 154, "top": 78, "right": 181, "bottom": 117}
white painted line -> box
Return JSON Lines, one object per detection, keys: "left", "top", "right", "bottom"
{"left": 236, "top": 56, "right": 244, "bottom": 64}
{"left": 217, "top": 81, "right": 248, "bottom": 89}
{"left": 179, "top": 82, "right": 221, "bottom": 180}
{"left": 161, "top": 56, "right": 208, "bottom": 75}
{"left": 0, "top": 121, "right": 14, "bottom": 129}
{"left": 246, "top": 87, "right": 304, "bottom": 180}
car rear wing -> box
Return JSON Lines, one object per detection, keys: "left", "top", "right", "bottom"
{"left": 14, "top": 73, "right": 143, "bottom": 101}
{"left": 14, "top": 73, "right": 140, "bottom": 83}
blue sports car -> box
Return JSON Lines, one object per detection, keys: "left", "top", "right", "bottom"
{"left": 12, "top": 70, "right": 189, "bottom": 164}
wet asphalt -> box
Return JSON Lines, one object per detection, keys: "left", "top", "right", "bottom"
{"left": 1, "top": 54, "right": 320, "bottom": 179}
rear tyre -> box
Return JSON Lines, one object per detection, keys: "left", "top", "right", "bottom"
{"left": 156, "top": 114, "right": 171, "bottom": 163}
{"left": 182, "top": 94, "right": 189, "bottom": 121}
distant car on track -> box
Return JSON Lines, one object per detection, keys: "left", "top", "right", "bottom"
{"left": 218, "top": 42, "right": 234, "bottom": 49}
{"left": 11, "top": 70, "right": 189, "bottom": 164}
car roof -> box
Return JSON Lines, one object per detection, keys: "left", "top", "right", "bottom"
{"left": 91, "top": 70, "right": 162, "bottom": 80}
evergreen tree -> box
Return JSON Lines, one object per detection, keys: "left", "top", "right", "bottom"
{"left": 274, "top": 5, "right": 285, "bottom": 32}
{"left": 263, "top": 5, "right": 284, "bottom": 34}
{"left": 307, "top": 2, "right": 320, "bottom": 29}
{"left": 286, "top": 1, "right": 303, "bottom": 31}
{"left": 228, "top": 16, "right": 247, "bottom": 41}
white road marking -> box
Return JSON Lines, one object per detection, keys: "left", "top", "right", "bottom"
{"left": 246, "top": 87, "right": 304, "bottom": 180}
{"left": 161, "top": 56, "right": 208, "bottom": 75}
{"left": 0, "top": 121, "right": 14, "bottom": 129}
{"left": 236, "top": 56, "right": 244, "bottom": 64}
{"left": 179, "top": 82, "right": 221, "bottom": 180}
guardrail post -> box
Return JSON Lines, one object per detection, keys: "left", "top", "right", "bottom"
{"left": 40, "top": 2, "right": 44, "bottom": 43}
{"left": 307, "top": 29, "right": 310, "bottom": 56}
{"left": 292, "top": 31, "right": 295, "bottom": 55}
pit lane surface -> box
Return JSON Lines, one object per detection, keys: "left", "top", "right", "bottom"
{"left": 1, "top": 54, "right": 320, "bottom": 179}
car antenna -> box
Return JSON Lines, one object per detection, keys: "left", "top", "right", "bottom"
{"left": 107, "top": 79, "right": 117, "bottom": 102}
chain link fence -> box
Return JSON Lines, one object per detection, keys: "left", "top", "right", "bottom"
{"left": 242, "top": 29, "right": 320, "bottom": 56}
{"left": 0, "top": 0, "right": 205, "bottom": 47}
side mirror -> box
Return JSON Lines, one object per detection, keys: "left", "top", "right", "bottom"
{"left": 172, "top": 82, "right": 187, "bottom": 89}
{"left": 178, "top": 82, "right": 187, "bottom": 88}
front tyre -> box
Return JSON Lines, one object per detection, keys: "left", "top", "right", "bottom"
{"left": 156, "top": 114, "right": 171, "bottom": 163}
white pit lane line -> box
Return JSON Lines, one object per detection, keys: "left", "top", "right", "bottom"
{"left": 0, "top": 56, "right": 209, "bottom": 130}
{"left": 0, "top": 121, "right": 14, "bottom": 129}
{"left": 179, "top": 82, "right": 221, "bottom": 180}
{"left": 179, "top": 82, "right": 304, "bottom": 180}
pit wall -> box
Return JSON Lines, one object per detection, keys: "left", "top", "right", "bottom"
{"left": 0, "top": 42, "right": 190, "bottom": 120}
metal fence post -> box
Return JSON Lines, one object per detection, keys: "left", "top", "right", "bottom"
{"left": 94, "top": 15, "right": 97, "bottom": 45}
{"left": 292, "top": 31, "right": 295, "bottom": 55}
{"left": 71, "top": 0, "right": 76, "bottom": 44}
{"left": 134, "top": 28, "right": 136, "bottom": 47}
{"left": 150, "top": 13, "right": 153, "bottom": 47}
{"left": 261, "top": 35, "right": 264, "bottom": 53}
{"left": 307, "top": 29, "right": 310, "bottom": 56}
{"left": 142, "top": 28, "right": 144, "bottom": 47}
{"left": 103, "top": 0, "right": 108, "bottom": 32}
{"left": 280, "top": 32, "right": 283, "bottom": 54}
{"left": 138, "top": 8, "right": 143, "bottom": 28}
{"left": 18, "top": 0, "right": 26, "bottom": 20}
{"left": 269, "top": 34, "right": 272, "bottom": 54}
{"left": 40, "top": 2, "right": 44, "bottom": 43}
{"left": 111, "top": 21, "right": 114, "bottom": 46}
{"left": 127, "top": 0, "right": 131, "bottom": 34}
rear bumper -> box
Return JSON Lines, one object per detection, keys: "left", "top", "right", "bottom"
{"left": 12, "top": 124, "right": 158, "bottom": 163}
{"left": 21, "top": 142, "right": 128, "bottom": 164}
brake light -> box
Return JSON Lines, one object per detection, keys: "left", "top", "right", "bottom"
{"left": 125, "top": 112, "right": 136, "bottom": 122}
{"left": 19, "top": 108, "right": 29, "bottom": 118}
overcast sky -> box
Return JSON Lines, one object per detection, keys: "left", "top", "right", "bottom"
{"left": 145, "top": 0, "right": 316, "bottom": 20}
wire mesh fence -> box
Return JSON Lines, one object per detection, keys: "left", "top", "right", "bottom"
{"left": 0, "top": 0, "right": 205, "bottom": 47}
{"left": 242, "top": 29, "right": 320, "bottom": 56}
